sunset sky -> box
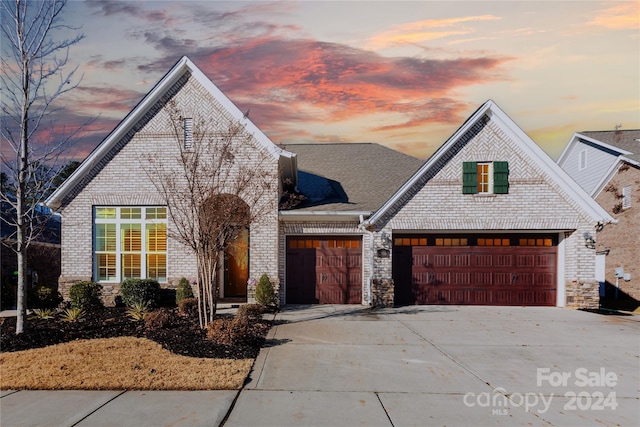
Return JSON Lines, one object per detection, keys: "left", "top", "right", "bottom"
{"left": 25, "top": 1, "right": 640, "bottom": 160}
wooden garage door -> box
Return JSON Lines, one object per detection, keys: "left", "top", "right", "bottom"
{"left": 286, "top": 237, "right": 362, "bottom": 304}
{"left": 393, "top": 235, "right": 557, "bottom": 306}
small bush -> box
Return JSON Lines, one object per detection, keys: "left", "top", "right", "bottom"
{"left": 60, "top": 307, "right": 85, "bottom": 322}
{"left": 178, "top": 297, "right": 198, "bottom": 318}
{"left": 29, "top": 308, "right": 57, "bottom": 320}
{"left": 28, "top": 286, "right": 63, "bottom": 309}
{"left": 206, "top": 318, "right": 235, "bottom": 345}
{"left": 255, "top": 274, "right": 278, "bottom": 308}
{"left": 144, "top": 308, "right": 173, "bottom": 330}
{"left": 127, "top": 301, "right": 149, "bottom": 321}
{"left": 69, "top": 281, "right": 103, "bottom": 310}
{"left": 175, "top": 278, "right": 194, "bottom": 305}
{"left": 236, "top": 303, "right": 264, "bottom": 322}
{"left": 120, "top": 279, "right": 160, "bottom": 307}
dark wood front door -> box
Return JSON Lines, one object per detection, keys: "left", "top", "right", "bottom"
{"left": 286, "top": 237, "right": 362, "bottom": 304}
{"left": 393, "top": 235, "right": 557, "bottom": 306}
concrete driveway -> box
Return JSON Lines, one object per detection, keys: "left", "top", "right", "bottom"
{"left": 1, "top": 305, "right": 639, "bottom": 426}
{"left": 228, "top": 305, "right": 639, "bottom": 427}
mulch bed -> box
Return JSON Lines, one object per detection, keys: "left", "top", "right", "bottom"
{"left": 0, "top": 307, "right": 271, "bottom": 359}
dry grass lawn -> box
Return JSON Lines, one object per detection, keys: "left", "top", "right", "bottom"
{"left": 0, "top": 337, "right": 253, "bottom": 390}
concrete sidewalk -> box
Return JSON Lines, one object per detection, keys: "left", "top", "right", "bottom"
{"left": 1, "top": 305, "right": 639, "bottom": 426}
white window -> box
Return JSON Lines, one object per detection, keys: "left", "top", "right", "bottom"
{"left": 94, "top": 207, "right": 167, "bottom": 283}
{"left": 622, "top": 186, "right": 631, "bottom": 209}
{"left": 183, "top": 118, "right": 193, "bottom": 149}
{"left": 477, "top": 162, "right": 492, "bottom": 194}
{"left": 579, "top": 150, "right": 587, "bottom": 170}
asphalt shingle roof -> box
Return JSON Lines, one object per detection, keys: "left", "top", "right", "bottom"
{"left": 580, "top": 130, "right": 640, "bottom": 163}
{"left": 282, "top": 143, "right": 425, "bottom": 213}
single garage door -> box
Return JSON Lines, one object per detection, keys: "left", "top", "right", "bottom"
{"left": 286, "top": 236, "right": 362, "bottom": 304}
{"left": 393, "top": 234, "right": 557, "bottom": 306}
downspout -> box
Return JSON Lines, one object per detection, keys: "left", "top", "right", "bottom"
{"left": 359, "top": 214, "right": 374, "bottom": 306}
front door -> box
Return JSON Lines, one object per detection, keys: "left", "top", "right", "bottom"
{"left": 224, "top": 228, "right": 249, "bottom": 298}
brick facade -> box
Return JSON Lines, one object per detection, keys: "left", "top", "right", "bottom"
{"left": 57, "top": 72, "right": 280, "bottom": 306}
{"left": 595, "top": 164, "right": 640, "bottom": 301}
{"left": 366, "top": 117, "right": 602, "bottom": 309}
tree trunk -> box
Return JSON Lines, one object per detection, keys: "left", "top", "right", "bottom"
{"left": 16, "top": 56, "right": 30, "bottom": 334}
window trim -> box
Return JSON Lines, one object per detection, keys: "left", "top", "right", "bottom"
{"left": 462, "top": 161, "right": 509, "bottom": 195}
{"left": 93, "top": 206, "right": 167, "bottom": 283}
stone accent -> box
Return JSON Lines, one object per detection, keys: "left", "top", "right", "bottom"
{"left": 565, "top": 281, "right": 599, "bottom": 309}
{"left": 372, "top": 278, "right": 394, "bottom": 308}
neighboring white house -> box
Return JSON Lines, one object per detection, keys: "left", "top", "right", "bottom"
{"left": 46, "top": 57, "right": 614, "bottom": 309}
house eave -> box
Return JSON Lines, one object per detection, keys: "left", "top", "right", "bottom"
{"left": 279, "top": 210, "right": 372, "bottom": 221}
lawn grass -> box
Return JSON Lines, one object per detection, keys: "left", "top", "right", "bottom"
{"left": 0, "top": 336, "right": 253, "bottom": 390}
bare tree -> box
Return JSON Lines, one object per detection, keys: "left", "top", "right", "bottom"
{"left": 1, "top": 0, "right": 84, "bottom": 333}
{"left": 143, "top": 102, "right": 278, "bottom": 328}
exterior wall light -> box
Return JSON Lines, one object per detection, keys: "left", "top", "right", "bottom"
{"left": 583, "top": 232, "right": 596, "bottom": 249}
{"left": 381, "top": 231, "right": 392, "bottom": 247}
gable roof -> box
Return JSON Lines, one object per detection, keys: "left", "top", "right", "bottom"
{"left": 365, "top": 100, "right": 615, "bottom": 227}
{"left": 557, "top": 130, "right": 640, "bottom": 166}
{"left": 46, "top": 56, "right": 294, "bottom": 210}
{"left": 556, "top": 130, "right": 640, "bottom": 197}
{"left": 281, "top": 143, "right": 424, "bottom": 215}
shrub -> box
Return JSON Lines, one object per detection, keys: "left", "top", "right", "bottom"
{"left": 127, "top": 301, "right": 149, "bottom": 321}
{"left": 29, "top": 308, "right": 57, "bottom": 320}
{"left": 178, "top": 297, "right": 198, "bottom": 318}
{"left": 60, "top": 307, "right": 85, "bottom": 322}
{"left": 69, "top": 281, "right": 103, "bottom": 310}
{"left": 28, "top": 285, "right": 63, "bottom": 309}
{"left": 175, "top": 278, "right": 194, "bottom": 304}
{"left": 255, "top": 274, "right": 278, "bottom": 308}
{"left": 120, "top": 279, "right": 160, "bottom": 307}
{"left": 236, "top": 303, "right": 264, "bottom": 322}
{"left": 144, "top": 308, "right": 172, "bottom": 330}
{"left": 206, "top": 318, "right": 235, "bottom": 344}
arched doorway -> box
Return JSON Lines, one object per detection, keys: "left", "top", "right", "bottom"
{"left": 199, "top": 194, "right": 250, "bottom": 299}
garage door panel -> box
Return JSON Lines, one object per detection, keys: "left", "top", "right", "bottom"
{"left": 287, "top": 237, "right": 362, "bottom": 305}
{"left": 394, "top": 237, "right": 557, "bottom": 306}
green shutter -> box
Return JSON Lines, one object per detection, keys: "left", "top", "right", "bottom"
{"left": 462, "top": 162, "right": 478, "bottom": 194}
{"left": 493, "top": 161, "right": 509, "bottom": 194}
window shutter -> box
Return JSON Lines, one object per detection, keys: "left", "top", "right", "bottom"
{"left": 462, "top": 162, "right": 478, "bottom": 194}
{"left": 493, "top": 161, "right": 509, "bottom": 194}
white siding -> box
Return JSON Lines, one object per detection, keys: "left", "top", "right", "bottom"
{"left": 559, "top": 140, "right": 618, "bottom": 195}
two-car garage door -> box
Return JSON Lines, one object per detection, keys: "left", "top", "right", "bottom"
{"left": 392, "top": 234, "right": 557, "bottom": 306}
{"left": 286, "top": 236, "right": 362, "bottom": 304}
{"left": 286, "top": 233, "right": 557, "bottom": 306}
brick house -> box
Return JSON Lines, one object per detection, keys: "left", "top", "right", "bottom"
{"left": 46, "top": 57, "right": 613, "bottom": 309}
{"left": 557, "top": 130, "right": 640, "bottom": 307}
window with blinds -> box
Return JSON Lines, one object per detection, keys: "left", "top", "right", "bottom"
{"left": 94, "top": 207, "right": 167, "bottom": 282}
